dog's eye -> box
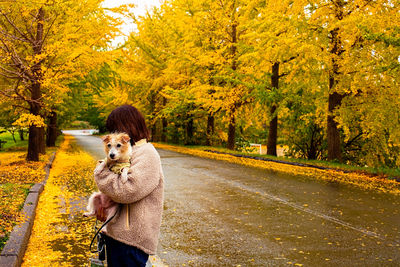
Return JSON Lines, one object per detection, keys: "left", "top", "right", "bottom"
{"left": 117, "top": 144, "right": 121, "bottom": 148}
{"left": 107, "top": 144, "right": 111, "bottom": 148}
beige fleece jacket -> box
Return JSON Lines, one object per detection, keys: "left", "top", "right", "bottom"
{"left": 94, "top": 142, "right": 164, "bottom": 255}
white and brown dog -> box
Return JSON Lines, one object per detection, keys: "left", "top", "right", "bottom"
{"left": 84, "top": 133, "right": 132, "bottom": 223}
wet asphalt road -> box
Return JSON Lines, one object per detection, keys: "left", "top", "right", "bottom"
{"left": 72, "top": 134, "right": 400, "bottom": 266}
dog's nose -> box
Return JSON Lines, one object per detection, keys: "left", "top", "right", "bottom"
{"left": 110, "top": 153, "right": 115, "bottom": 159}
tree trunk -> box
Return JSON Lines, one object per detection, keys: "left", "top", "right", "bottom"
{"left": 150, "top": 122, "right": 157, "bottom": 142}
{"left": 185, "top": 117, "right": 194, "bottom": 145}
{"left": 226, "top": 22, "right": 238, "bottom": 151}
{"left": 327, "top": 26, "right": 345, "bottom": 161}
{"left": 161, "top": 97, "right": 167, "bottom": 143}
{"left": 308, "top": 125, "right": 317, "bottom": 160}
{"left": 267, "top": 105, "right": 278, "bottom": 156}
{"left": 27, "top": 125, "right": 40, "bottom": 161}
{"left": 149, "top": 92, "right": 157, "bottom": 142}
{"left": 27, "top": 7, "right": 45, "bottom": 161}
{"left": 9, "top": 130, "right": 16, "bottom": 143}
{"left": 27, "top": 86, "right": 41, "bottom": 161}
{"left": 227, "top": 115, "right": 236, "bottom": 150}
{"left": 46, "top": 111, "right": 57, "bottom": 147}
{"left": 206, "top": 114, "right": 214, "bottom": 146}
{"left": 19, "top": 130, "right": 24, "bottom": 141}
{"left": 38, "top": 124, "right": 45, "bottom": 154}
{"left": 267, "top": 62, "right": 280, "bottom": 156}
{"left": 327, "top": 91, "right": 344, "bottom": 161}
{"left": 161, "top": 117, "right": 167, "bottom": 143}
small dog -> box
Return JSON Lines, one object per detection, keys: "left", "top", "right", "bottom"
{"left": 84, "top": 133, "right": 132, "bottom": 224}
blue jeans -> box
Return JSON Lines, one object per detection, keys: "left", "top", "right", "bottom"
{"left": 103, "top": 234, "right": 149, "bottom": 267}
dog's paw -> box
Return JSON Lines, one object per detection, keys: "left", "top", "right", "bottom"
{"left": 121, "top": 168, "right": 129, "bottom": 183}
{"left": 94, "top": 160, "right": 106, "bottom": 174}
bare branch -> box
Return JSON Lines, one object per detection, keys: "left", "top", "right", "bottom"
{"left": 279, "top": 72, "right": 288, "bottom": 78}
{"left": 0, "top": 29, "right": 29, "bottom": 42}
{"left": 20, "top": 13, "right": 35, "bottom": 41}
{"left": 42, "top": 15, "right": 58, "bottom": 45}
{"left": 12, "top": 79, "right": 31, "bottom": 103}
{"left": 276, "top": 29, "right": 288, "bottom": 37}
{"left": 282, "top": 55, "right": 298, "bottom": 64}
{"left": 0, "top": 64, "right": 20, "bottom": 77}
{"left": 12, "top": 104, "right": 30, "bottom": 111}
{"left": 0, "top": 71, "right": 19, "bottom": 79}
{"left": 0, "top": 79, "right": 22, "bottom": 100}
{"left": 0, "top": 9, "right": 33, "bottom": 43}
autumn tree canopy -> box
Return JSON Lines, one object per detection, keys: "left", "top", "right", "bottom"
{"left": 0, "top": 0, "right": 399, "bottom": 168}
{"left": 0, "top": 0, "right": 124, "bottom": 160}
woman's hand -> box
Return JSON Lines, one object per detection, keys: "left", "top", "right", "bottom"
{"left": 96, "top": 206, "right": 107, "bottom": 222}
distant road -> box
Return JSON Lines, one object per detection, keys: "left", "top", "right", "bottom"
{"left": 62, "top": 129, "right": 99, "bottom": 136}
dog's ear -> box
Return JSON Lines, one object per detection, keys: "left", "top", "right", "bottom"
{"left": 121, "top": 134, "right": 130, "bottom": 144}
{"left": 101, "top": 135, "right": 111, "bottom": 143}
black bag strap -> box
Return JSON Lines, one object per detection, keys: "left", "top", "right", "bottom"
{"left": 89, "top": 208, "right": 118, "bottom": 253}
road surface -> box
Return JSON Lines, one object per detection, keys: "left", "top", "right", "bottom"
{"left": 72, "top": 134, "right": 400, "bottom": 266}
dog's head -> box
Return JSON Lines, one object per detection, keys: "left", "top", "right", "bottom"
{"left": 102, "top": 133, "right": 132, "bottom": 163}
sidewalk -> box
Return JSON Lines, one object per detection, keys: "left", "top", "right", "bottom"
{"left": 22, "top": 136, "right": 97, "bottom": 266}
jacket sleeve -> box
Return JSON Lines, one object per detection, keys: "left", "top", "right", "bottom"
{"left": 94, "top": 147, "right": 161, "bottom": 204}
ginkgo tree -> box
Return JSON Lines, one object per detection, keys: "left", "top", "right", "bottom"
{"left": 308, "top": 0, "right": 400, "bottom": 163}
{"left": 241, "top": 0, "right": 314, "bottom": 155}
{"left": 0, "top": 0, "right": 123, "bottom": 160}
{"left": 155, "top": 0, "right": 253, "bottom": 149}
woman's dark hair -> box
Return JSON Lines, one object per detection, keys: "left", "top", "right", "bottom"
{"left": 106, "top": 105, "right": 150, "bottom": 145}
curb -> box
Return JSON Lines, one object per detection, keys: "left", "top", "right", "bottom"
{"left": 204, "top": 150, "right": 400, "bottom": 182}
{"left": 0, "top": 152, "right": 56, "bottom": 267}
{"left": 204, "top": 149, "right": 346, "bottom": 171}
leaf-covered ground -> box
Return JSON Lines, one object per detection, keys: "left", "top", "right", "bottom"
{"left": 0, "top": 183, "right": 31, "bottom": 250}
{"left": 0, "top": 150, "right": 50, "bottom": 251}
{"left": 154, "top": 143, "right": 400, "bottom": 195}
{"left": 22, "top": 135, "right": 98, "bottom": 266}
{"left": 0, "top": 152, "right": 47, "bottom": 184}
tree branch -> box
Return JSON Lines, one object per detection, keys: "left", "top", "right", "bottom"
{"left": 0, "top": 9, "right": 33, "bottom": 43}
{"left": 9, "top": 103, "right": 29, "bottom": 111}
{"left": 282, "top": 55, "right": 298, "bottom": 64}
{"left": 0, "top": 29, "right": 29, "bottom": 43}
{"left": 346, "top": 0, "right": 374, "bottom": 16}
{"left": 42, "top": 15, "right": 58, "bottom": 45}
{"left": 0, "top": 70, "right": 19, "bottom": 79}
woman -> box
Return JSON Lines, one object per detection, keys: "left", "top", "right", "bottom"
{"left": 94, "top": 105, "right": 164, "bottom": 267}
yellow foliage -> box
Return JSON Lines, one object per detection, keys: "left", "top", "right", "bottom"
{"left": 12, "top": 114, "right": 46, "bottom": 128}
{"left": 0, "top": 0, "right": 123, "bottom": 123}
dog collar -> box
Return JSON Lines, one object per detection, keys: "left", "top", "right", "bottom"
{"left": 135, "top": 139, "right": 147, "bottom": 147}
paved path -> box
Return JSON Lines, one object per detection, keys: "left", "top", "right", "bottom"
{"left": 73, "top": 134, "right": 400, "bottom": 266}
